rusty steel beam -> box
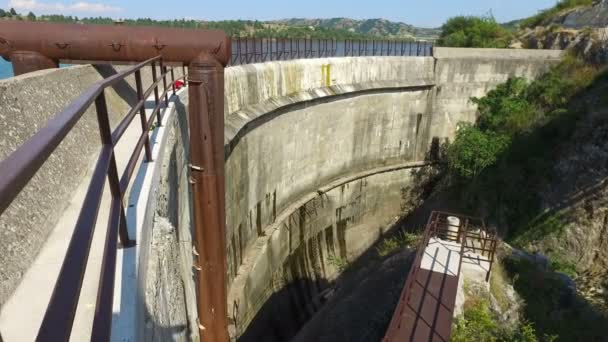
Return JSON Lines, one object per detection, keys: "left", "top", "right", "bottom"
{"left": 0, "top": 21, "right": 230, "bottom": 75}
{"left": 188, "top": 53, "right": 228, "bottom": 342}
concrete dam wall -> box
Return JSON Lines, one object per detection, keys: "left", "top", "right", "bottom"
{"left": 145, "top": 48, "right": 563, "bottom": 341}
{"left": 0, "top": 47, "right": 562, "bottom": 341}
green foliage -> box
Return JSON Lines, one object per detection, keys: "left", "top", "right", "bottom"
{"left": 328, "top": 253, "right": 349, "bottom": 271}
{"left": 376, "top": 231, "right": 420, "bottom": 257}
{"left": 504, "top": 257, "right": 604, "bottom": 340}
{"left": 9, "top": 7, "right": 17, "bottom": 16}
{"left": 512, "top": 213, "right": 567, "bottom": 247}
{"left": 446, "top": 123, "right": 510, "bottom": 179}
{"left": 549, "top": 256, "right": 578, "bottom": 278}
{"left": 520, "top": 0, "right": 594, "bottom": 28}
{"left": 452, "top": 299, "right": 499, "bottom": 342}
{"left": 473, "top": 78, "right": 538, "bottom": 134}
{"left": 445, "top": 56, "right": 599, "bottom": 240}
{"left": 437, "top": 15, "right": 512, "bottom": 48}
{"left": 452, "top": 297, "right": 548, "bottom": 342}
{"left": 26, "top": 11, "right": 35, "bottom": 21}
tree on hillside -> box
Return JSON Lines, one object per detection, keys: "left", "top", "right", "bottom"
{"left": 27, "top": 11, "right": 36, "bottom": 20}
{"left": 0, "top": 9, "right": 6, "bottom": 18}
{"left": 9, "top": 8, "right": 17, "bottom": 16}
{"left": 437, "top": 15, "right": 512, "bottom": 48}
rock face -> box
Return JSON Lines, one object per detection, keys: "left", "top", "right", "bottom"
{"left": 519, "top": 27, "right": 608, "bottom": 64}
{"left": 516, "top": 1, "right": 608, "bottom": 64}
{"left": 522, "top": 80, "right": 608, "bottom": 313}
{"left": 559, "top": 0, "right": 608, "bottom": 29}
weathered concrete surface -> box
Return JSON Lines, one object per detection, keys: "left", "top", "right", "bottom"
{"left": 143, "top": 92, "right": 199, "bottom": 342}
{"left": 219, "top": 50, "right": 563, "bottom": 339}
{"left": 223, "top": 56, "right": 435, "bottom": 121}
{"left": 429, "top": 47, "right": 563, "bottom": 145}
{"left": 0, "top": 49, "right": 563, "bottom": 341}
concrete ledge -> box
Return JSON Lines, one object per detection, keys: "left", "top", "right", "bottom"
{"left": 433, "top": 47, "right": 565, "bottom": 59}
{"left": 224, "top": 56, "right": 435, "bottom": 117}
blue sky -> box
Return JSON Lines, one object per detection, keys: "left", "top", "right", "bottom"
{"left": 6, "top": 0, "right": 558, "bottom": 27}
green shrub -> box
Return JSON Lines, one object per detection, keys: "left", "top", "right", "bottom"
{"left": 473, "top": 78, "right": 538, "bottom": 134}
{"left": 452, "top": 299, "right": 499, "bottom": 342}
{"left": 445, "top": 55, "right": 598, "bottom": 237}
{"left": 452, "top": 297, "right": 548, "bottom": 342}
{"left": 438, "top": 15, "right": 512, "bottom": 48}
{"left": 327, "top": 253, "right": 349, "bottom": 271}
{"left": 446, "top": 123, "right": 511, "bottom": 180}
{"left": 376, "top": 231, "right": 420, "bottom": 257}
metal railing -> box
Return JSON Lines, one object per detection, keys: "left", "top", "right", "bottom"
{"left": 0, "top": 56, "right": 184, "bottom": 340}
{"left": 229, "top": 38, "right": 434, "bottom": 65}
{"left": 383, "top": 211, "right": 497, "bottom": 341}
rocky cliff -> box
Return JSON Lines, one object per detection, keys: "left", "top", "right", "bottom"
{"left": 515, "top": 0, "right": 608, "bottom": 64}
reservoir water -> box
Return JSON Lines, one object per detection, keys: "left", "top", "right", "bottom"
{"left": 0, "top": 59, "right": 13, "bottom": 79}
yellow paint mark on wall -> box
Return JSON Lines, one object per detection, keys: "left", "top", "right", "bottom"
{"left": 321, "top": 64, "right": 331, "bottom": 87}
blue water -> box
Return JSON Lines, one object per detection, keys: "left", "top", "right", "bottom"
{"left": 0, "top": 59, "right": 13, "bottom": 79}
{"left": 0, "top": 60, "right": 74, "bottom": 79}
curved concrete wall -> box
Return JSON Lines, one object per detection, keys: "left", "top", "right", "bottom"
{"left": 0, "top": 47, "right": 563, "bottom": 340}
{"left": 219, "top": 48, "right": 563, "bottom": 340}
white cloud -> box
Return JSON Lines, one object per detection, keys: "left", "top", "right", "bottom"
{"left": 8, "top": 0, "right": 123, "bottom": 14}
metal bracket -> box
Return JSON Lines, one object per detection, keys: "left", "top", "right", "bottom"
{"left": 196, "top": 318, "right": 206, "bottom": 331}
{"left": 109, "top": 42, "right": 123, "bottom": 52}
{"left": 153, "top": 39, "right": 166, "bottom": 51}
{"left": 189, "top": 163, "right": 205, "bottom": 172}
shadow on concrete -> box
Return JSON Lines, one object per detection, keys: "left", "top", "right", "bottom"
{"left": 237, "top": 203, "right": 439, "bottom": 342}
{"left": 93, "top": 65, "right": 138, "bottom": 107}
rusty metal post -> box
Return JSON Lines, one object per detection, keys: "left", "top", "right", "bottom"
{"left": 188, "top": 52, "right": 228, "bottom": 342}
{"left": 134, "top": 70, "right": 153, "bottom": 162}
{"left": 160, "top": 59, "right": 169, "bottom": 107}
{"left": 151, "top": 62, "right": 161, "bottom": 126}
{"left": 171, "top": 68, "right": 176, "bottom": 95}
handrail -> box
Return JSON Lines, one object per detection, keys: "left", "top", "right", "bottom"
{"left": 383, "top": 211, "right": 497, "bottom": 341}
{"left": 0, "top": 55, "right": 185, "bottom": 340}
{"left": 228, "top": 38, "right": 434, "bottom": 66}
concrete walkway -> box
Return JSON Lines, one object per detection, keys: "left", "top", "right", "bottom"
{"left": 0, "top": 88, "right": 185, "bottom": 342}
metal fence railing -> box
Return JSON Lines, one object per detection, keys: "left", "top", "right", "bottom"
{"left": 383, "top": 210, "right": 497, "bottom": 341}
{"left": 229, "top": 38, "right": 434, "bottom": 65}
{"left": 0, "top": 55, "right": 184, "bottom": 340}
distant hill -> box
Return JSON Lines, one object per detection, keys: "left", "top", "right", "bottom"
{"left": 268, "top": 18, "right": 440, "bottom": 40}
{"left": 0, "top": 8, "right": 439, "bottom": 40}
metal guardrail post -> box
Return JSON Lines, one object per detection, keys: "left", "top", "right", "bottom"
{"left": 134, "top": 70, "right": 153, "bottom": 162}
{"left": 160, "top": 59, "right": 169, "bottom": 108}
{"left": 151, "top": 61, "right": 161, "bottom": 126}
{"left": 171, "top": 68, "right": 176, "bottom": 95}
{"left": 188, "top": 53, "right": 229, "bottom": 342}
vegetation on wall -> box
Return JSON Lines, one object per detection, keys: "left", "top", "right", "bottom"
{"left": 437, "top": 15, "right": 513, "bottom": 48}
{"left": 444, "top": 55, "right": 599, "bottom": 243}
